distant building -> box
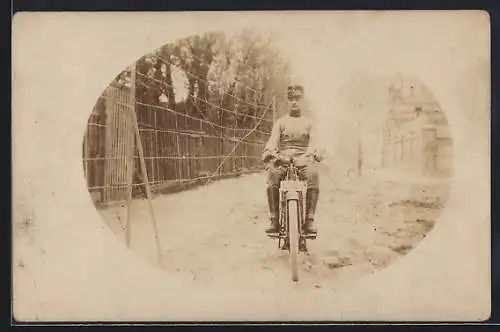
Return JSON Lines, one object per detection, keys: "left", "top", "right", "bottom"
{"left": 381, "top": 75, "right": 453, "bottom": 177}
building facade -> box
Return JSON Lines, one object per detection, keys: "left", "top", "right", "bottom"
{"left": 381, "top": 75, "right": 453, "bottom": 177}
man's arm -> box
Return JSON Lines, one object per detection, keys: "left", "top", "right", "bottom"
{"left": 307, "top": 119, "right": 325, "bottom": 161}
{"left": 262, "top": 119, "right": 281, "bottom": 162}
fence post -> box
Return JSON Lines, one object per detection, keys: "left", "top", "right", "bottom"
{"left": 103, "top": 87, "right": 114, "bottom": 203}
{"left": 153, "top": 109, "right": 158, "bottom": 186}
{"left": 233, "top": 89, "right": 237, "bottom": 173}
{"left": 133, "top": 111, "right": 163, "bottom": 265}
{"left": 128, "top": 61, "right": 163, "bottom": 264}
{"left": 219, "top": 92, "right": 224, "bottom": 176}
{"left": 199, "top": 118, "right": 204, "bottom": 174}
{"left": 125, "top": 65, "right": 135, "bottom": 248}
{"left": 174, "top": 112, "right": 182, "bottom": 183}
{"left": 186, "top": 128, "right": 191, "bottom": 182}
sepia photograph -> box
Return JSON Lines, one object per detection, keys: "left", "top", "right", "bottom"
{"left": 12, "top": 11, "right": 490, "bottom": 322}
{"left": 84, "top": 31, "right": 454, "bottom": 286}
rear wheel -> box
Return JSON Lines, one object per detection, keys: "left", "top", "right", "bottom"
{"left": 287, "top": 199, "right": 300, "bottom": 282}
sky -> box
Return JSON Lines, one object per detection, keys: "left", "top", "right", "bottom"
{"left": 269, "top": 30, "right": 395, "bottom": 169}
{"left": 160, "top": 63, "right": 188, "bottom": 103}
{"left": 159, "top": 23, "right": 446, "bottom": 171}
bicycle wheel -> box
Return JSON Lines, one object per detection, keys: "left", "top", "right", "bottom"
{"left": 287, "top": 199, "right": 300, "bottom": 282}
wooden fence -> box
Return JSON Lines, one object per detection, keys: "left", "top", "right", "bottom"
{"left": 83, "top": 83, "right": 273, "bottom": 206}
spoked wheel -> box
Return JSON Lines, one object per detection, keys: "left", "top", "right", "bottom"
{"left": 287, "top": 199, "right": 300, "bottom": 282}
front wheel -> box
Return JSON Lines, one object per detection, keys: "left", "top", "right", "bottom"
{"left": 287, "top": 199, "right": 300, "bottom": 282}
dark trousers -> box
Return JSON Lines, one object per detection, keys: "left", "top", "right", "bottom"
{"left": 266, "top": 164, "right": 319, "bottom": 189}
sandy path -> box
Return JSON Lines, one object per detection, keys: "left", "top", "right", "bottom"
{"left": 100, "top": 170, "right": 450, "bottom": 292}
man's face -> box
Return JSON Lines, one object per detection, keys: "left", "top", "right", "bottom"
{"left": 288, "top": 90, "right": 304, "bottom": 115}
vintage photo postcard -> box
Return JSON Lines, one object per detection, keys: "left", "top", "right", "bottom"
{"left": 12, "top": 11, "right": 490, "bottom": 322}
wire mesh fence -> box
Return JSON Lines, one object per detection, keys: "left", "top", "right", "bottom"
{"left": 82, "top": 53, "right": 279, "bottom": 208}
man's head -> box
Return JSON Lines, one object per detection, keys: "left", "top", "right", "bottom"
{"left": 287, "top": 85, "right": 304, "bottom": 116}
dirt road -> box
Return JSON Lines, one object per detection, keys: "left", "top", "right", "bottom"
{"left": 100, "top": 169, "right": 450, "bottom": 292}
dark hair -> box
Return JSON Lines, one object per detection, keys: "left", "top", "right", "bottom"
{"left": 288, "top": 85, "right": 304, "bottom": 100}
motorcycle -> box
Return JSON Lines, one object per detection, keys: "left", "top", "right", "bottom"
{"left": 266, "top": 153, "right": 318, "bottom": 282}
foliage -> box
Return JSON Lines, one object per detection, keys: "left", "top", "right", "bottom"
{"left": 115, "top": 30, "right": 291, "bottom": 132}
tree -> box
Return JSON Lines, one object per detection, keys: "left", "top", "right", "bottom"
{"left": 169, "top": 33, "right": 220, "bottom": 118}
{"left": 157, "top": 44, "right": 177, "bottom": 111}
{"left": 133, "top": 30, "right": 291, "bottom": 135}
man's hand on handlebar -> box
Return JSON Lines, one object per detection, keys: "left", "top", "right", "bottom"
{"left": 263, "top": 149, "right": 324, "bottom": 167}
{"left": 268, "top": 153, "right": 291, "bottom": 167}
{"left": 263, "top": 150, "right": 288, "bottom": 163}
{"left": 262, "top": 150, "right": 278, "bottom": 163}
{"left": 275, "top": 154, "right": 291, "bottom": 164}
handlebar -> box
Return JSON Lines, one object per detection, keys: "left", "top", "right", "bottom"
{"left": 275, "top": 154, "right": 293, "bottom": 165}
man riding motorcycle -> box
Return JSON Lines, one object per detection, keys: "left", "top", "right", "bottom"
{"left": 262, "top": 84, "right": 323, "bottom": 236}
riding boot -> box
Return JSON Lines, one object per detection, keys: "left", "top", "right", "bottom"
{"left": 304, "top": 188, "right": 319, "bottom": 234}
{"left": 265, "top": 187, "right": 280, "bottom": 233}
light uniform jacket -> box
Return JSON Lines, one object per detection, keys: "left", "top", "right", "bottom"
{"left": 263, "top": 114, "right": 319, "bottom": 167}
